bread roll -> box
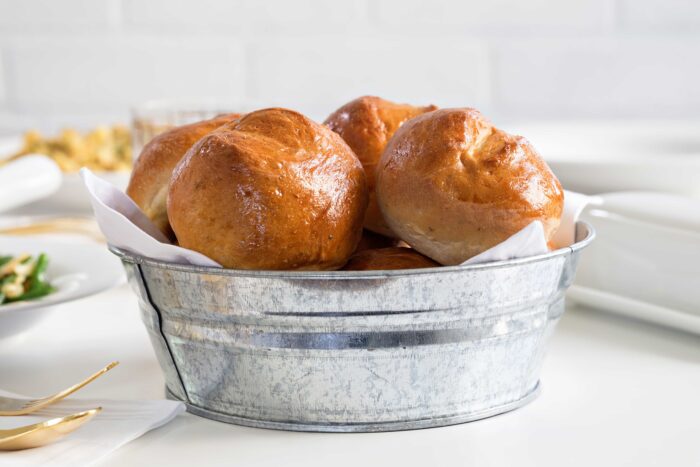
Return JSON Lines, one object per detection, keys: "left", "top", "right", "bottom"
{"left": 126, "top": 113, "right": 239, "bottom": 239}
{"left": 376, "top": 108, "right": 564, "bottom": 265}
{"left": 325, "top": 96, "right": 437, "bottom": 237}
{"left": 342, "top": 247, "right": 439, "bottom": 271}
{"left": 355, "top": 230, "right": 400, "bottom": 253}
{"left": 168, "top": 108, "right": 368, "bottom": 270}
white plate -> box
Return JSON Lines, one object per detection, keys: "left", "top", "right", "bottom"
{"left": 0, "top": 236, "right": 125, "bottom": 339}
{"left": 0, "top": 136, "right": 22, "bottom": 158}
{"left": 506, "top": 120, "right": 700, "bottom": 196}
{"left": 0, "top": 135, "right": 131, "bottom": 213}
{"left": 568, "top": 286, "right": 700, "bottom": 335}
{"left": 49, "top": 171, "right": 130, "bottom": 213}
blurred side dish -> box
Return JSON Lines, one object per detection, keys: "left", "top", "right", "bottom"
{"left": 7, "top": 125, "right": 132, "bottom": 172}
{"left": 0, "top": 253, "right": 54, "bottom": 305}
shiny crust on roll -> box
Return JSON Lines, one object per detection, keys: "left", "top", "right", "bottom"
{"left": 168, "top": 108, "right": 368, "bottom": 270}
{"left": 325, "top": 96, "right": 437, "bottom": 237}
{"left": 126, "top": 113, "right": 240, "bottom": 239}
{"left": 376, "top": 108, "right": 564, "bottom": 265}
{"left": 342, "top": 247, "right": 439, "bottom": 271}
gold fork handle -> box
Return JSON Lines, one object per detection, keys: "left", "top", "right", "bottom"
{"left": 36, "top": 361, "right": 119, "bottom": 408}
{"left": 0, "top": 362, "right": 118, "bottom": 416}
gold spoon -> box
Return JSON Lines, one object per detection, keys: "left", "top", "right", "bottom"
{"left": 0, "top": 407, "right": 101, "bottom": 451}
{"left": 0, "top": 362, "right": 118, "bottom": 416}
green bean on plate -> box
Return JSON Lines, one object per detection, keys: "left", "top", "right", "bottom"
{"left": 0, "top": 253, "right": 54, "bottom": 305}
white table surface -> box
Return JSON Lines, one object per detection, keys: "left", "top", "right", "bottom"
{"left": 1, "top": 283, "right": 699, "bottom": 467}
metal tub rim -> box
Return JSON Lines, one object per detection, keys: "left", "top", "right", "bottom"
{"left": 110, "top": 221, "right": 594, "bottom": 278}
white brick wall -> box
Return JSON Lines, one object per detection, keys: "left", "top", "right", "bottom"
{"left": 248, "top": 37, "right": 489, "bottom": 120}
{"left": 123, "top": 0, "right": 369, "bottom": 35}
{"left": 4, "top": 37, "right": 246, "bottom": 114}
{"left": 0, "top": 0, "right": 121, "bottom": 32}
{"left": 0, "top": 0, "right": 698, "bottom": 131}
{"left": 492, "top": 38, "right": 700, "bottom": 119}
{"left": 0, "top": 49, "right": 5, "bottom": 105}
{"left": 619, "top": 0, "right": 700, "bottom": 31}
{"left": 371, "top": 0, "right": 615, "bottom": 33}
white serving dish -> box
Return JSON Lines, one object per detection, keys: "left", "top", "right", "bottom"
{"left": 0, "top": 236, "right": 125, "bottom": 340}
{"left": 568, "top": 286, "right": 700, "bottom": 335}
{"left": 506, "top": 120, "right": 700, "bottom": 196}
{"left": 569, "top": 192, "right": 700, "bottom": 334}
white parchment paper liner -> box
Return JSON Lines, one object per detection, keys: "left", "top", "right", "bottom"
{"left": 82, "top": 168, "right": 593, "bottom": 268}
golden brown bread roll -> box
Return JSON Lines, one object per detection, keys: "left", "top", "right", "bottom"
{"left": 342, "top": 247, "right": 439, "bottom": 271}
{"left": 325, "top": 96, "right": 437, "bottom": 237}
{"left": 126, "top": 113, "right": 240, "bottom": 239}
{"left": 376, "top": 108, "right": 564, "bottom": 265}
{"left": 168, "top": 108, "right": 368, "bottom": 270}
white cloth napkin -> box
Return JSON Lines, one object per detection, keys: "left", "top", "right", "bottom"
{"left": 81, "top": 168, "right": 593, "bottom": 267}
{"left": 0, "top": 389, "right": 184, "bottom": 466}
{"left": 81, "top": 168, "right": 219, "bottom": 267}
{"left": 464, "top": 190, "right": 596, "bottom": 265}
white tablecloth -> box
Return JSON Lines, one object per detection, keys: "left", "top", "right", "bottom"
{"left": 1, "top": 285, "right": 699, "bottom": 467}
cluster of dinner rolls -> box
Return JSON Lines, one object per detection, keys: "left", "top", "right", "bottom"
{"left": 127, "top": 97, "right": 564, "bottom": 271}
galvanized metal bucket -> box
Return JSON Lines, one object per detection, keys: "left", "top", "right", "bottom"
{"left": 112, "top": 221, "right": 594, "bottom": 432}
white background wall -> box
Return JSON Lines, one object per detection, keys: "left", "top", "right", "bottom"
{"left": 0, "top": 0, "right": 699, "bottom": 132}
